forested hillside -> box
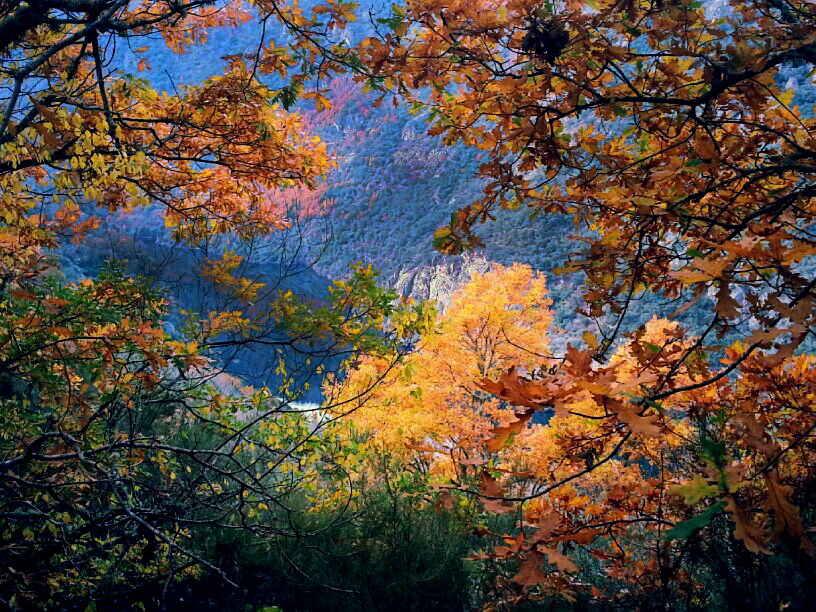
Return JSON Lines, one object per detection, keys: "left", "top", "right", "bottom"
{"left": 84, "top": 0, "right": 816, "bottom": 334}
{"left": 77, "top": 1, "right": 580, "bottom": 286}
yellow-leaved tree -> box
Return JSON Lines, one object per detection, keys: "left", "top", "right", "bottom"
{"left": 327, "top": 263, "right": 553, "bottom": 487}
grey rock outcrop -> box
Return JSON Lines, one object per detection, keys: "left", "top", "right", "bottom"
{"left": 392, "top": 253, "right": 492, "bottom": 311}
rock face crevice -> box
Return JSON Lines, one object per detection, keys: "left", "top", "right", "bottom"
{"left": 392, "top": 253, "right": 491, "bottom": 311}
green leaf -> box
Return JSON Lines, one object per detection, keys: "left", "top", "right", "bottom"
{"left": 662, "top": 501, "right": 725, "bottom": 540}
{"left": 401, "top": 361, "right": 416, "bottom": 381}
{"left": 641, "top": 396, "right": 666, "bottom": 414}
{"left": 644, "top": 341, "right": 661, "bottom": 353}
{"left": 274, "top": 83, "right": 302, "bottom": 110}
{"left": 684, "top": 158, "right": 703, "bottom": 167}
{"left": 669, "top": 474, "right": 718, "bottom": 505}
{"left": 432, "top": 227, "right": 452, "bottom": 249}
{"left": 376, "top": 15, "right": 404, "bottom": 32}
{"left": 619, "top": 392, "right": 665, "bottom": 414}
{"left": 700, "top": 436, "right": 727, "bottom": 467}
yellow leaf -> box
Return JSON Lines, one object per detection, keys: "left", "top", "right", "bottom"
{"left": 778, "top": 88, "right": 795, "bottom": 107}
{"left": 669, "top": 474, "right": 718, "bottom": 505}
{"left": 582, "top": 330, "right": 599, "bottom": 349}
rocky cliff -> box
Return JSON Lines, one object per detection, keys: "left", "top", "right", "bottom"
{"left": 392, "top": 253, "right": 492, "bottom": 311}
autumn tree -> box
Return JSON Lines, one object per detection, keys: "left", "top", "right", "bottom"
{"left": 330, "top": 263, "right": 552, "bottom": 470}
{"left": 353, "top": 0, "right": 816, "bottom": 605}
{"left": 331, "top": 267, "right": 702, "bottom": 605}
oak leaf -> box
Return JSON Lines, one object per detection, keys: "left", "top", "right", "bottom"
{"left": 725, "top": 495, "right": 771, "bottom": 555}
{"left": 479, "top": 470, "right": 514, "bottom": 513}
{"left": 535, "top": 544, "right": 579, "bottom": 573}
{"left": 766, "top": 473, "right": 814, "bottom": 554}
{"left": 565, "top": 343, "right": 593, "bottom": 376}
{"left": 612, "top": 399, "right": 661, "bottom": 437}
{"left": 485, "top": 408, "right": 535, "bottom": 452}
{"left": 670, "top": 474, "right": 718, "bottom": 506}
{"left": 511, "top": 552, "right": 549, "bottom": 587}
{"left": 715, "top": 282, "right": 740, "bottom": 319}
{"left": 478, "top": 368, "right": 549, "bottom": 409}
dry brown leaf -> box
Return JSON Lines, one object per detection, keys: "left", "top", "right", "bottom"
{"left": 478, "top": 368, "right": 549, "bottom": 409}
{"left": 766, "top": 473, "right": 815, "bottom": 554}
{"left": 536, "top": 544, "right": 579, "bottom": 573}
{"left": 612, "top": 399, "right": 661, "bottom": 437}
{"left": 479, "top": 470, "right": 514, "bottom": 513}
{"left": 511, "top": 552, "right": 549, "bottom": 587}
{"left": 725, "top": 495, "right": 771, "bottom": 554}
{"left": 715, "top": 281, "right": 740, "bottom": 319}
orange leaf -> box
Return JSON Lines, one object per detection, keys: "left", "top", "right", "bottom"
{"left": 478, "top": 368, "right": 549, "bottom": 409}
{"left": 405, "top": 442, "right": 439, "bottom": 453}
{"left": 482, "top": 497, "right": 515, "bottom": 514}
{"left": 565, "top": 343, "right": 593, "bottom": 376}
{"left": 485, "top": 408, "right": 534, "bottom": 452}
{"left": 479, "top": 470, "right": 514, "bottom": 513}
{"left": 9, "top": 289, "right": 37, "bottom": 301}
{"left": 480, "top": 470, "right": 504, "bottom": 497}
{"left": 670, "top": 269, "right": 712, "bottom": 284}
{"left": 582, "top": 330, "right": 599, "bottom": 349}
{"left": 612, "top": 399, "right": 661, "bottom": 437}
